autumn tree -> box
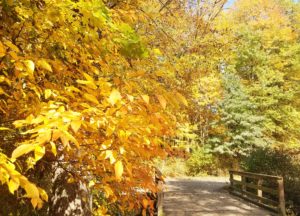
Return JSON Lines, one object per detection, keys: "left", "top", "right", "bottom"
{"left": 0, "top": 0, "right": 189, "bottom": 215}
{"left": 217, "top": 0, "right": 300, "bottom": 151}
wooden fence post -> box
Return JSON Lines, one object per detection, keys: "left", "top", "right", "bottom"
{"left": 277, "top": 178, "right": 286, "bottom": 216}
{"left": 241, "top": 176, "right": 246, "bottom": 195}
{"left": 257, "top": 178, "right": 263, "bottom": 202}
{"left": 229, "top": 171, "right": 233, "bottom": 190}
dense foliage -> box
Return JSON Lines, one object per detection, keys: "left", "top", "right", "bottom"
{"left": 0, "top": 0, "right": 190, "bottom": 215}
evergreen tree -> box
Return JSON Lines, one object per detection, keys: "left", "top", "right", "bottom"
{"left": 208, "top": 73, "right": 266, "bottom": 156}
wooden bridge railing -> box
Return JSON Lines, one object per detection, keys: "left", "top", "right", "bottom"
{"left": 229, "top": 170, "right": 286, "bottom": 216}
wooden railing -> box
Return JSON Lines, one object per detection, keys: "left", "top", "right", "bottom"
{"left": 229, "top": 170, "right": 286, "bottom": 216}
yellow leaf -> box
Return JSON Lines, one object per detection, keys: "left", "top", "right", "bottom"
{"left": 83, "top": 72, "right": 94, "bottom": 82}
{"left": 31, "top": 198, "right": 38, "bottom": 209}
{"left": 108, "top": 89, "right": 122, "bottom": 105}
{"left": 91, "top": 66, "right": 99, "bottom": 75}
{"left": 153, "top": 48, "right": 162, "bottom": 55}
{"left": 103, "top": 185, "right": 114, "bottom": 198}
{"left": 30, "top": 86, "right": 41, "bottom": 99}
{"left": 155, "top": 71, "right": 164, "bottom": 76}
{"left": 76, "top": 80, "right": 97, "bottom": 90}
{"left": 105, "top": 150, "right": 116, "bottom": 164}
{"left": 141, "top": 95, "right": 149, "bottom": 104}
{"left": 83, "top": 93, "right": 99, "bottom": 104}
{"left": 71, "top": 120, "right": 82, "bottom": 133}
{"left": 37, "top": 59, "right": 52, "bottom": 72}
{"left": 58, "top": 106, "right": 65, "bottom": 112}
{"left": 88, "top": 180, "right": 95, "bottom": 188}
{"left": 37, "top": 199, "right": 43, "bottom": 209}
{"left": 13, "top": 120, "right": 26, "bottom": 128}
{"left": 156, "top": 94, "right": 167, "bottom": 109}
{"left": 144, "top": 138, "right": 150, "bottom": 145}
{"left": 0, "top": 87, "right": 9, "bottom": 97}
{"left": 23, "top": 60, "right": 35, "bottom": 74}
{"left": 66, "top": 86, "right": 81, "bottom": 93}
{"left": 52, "top": 130, "right": 62, "bottom": 141}
{"left": 127, "top": 94, "right": 134, "bottom": 102}
{"left": 34, "top": 146, "right": 45, "bottom": 162}
{"left": 119, "top": 146, "right": 125, "bottom": 154}
{"left": 50, "top": 141, "right": 57, "bottom": 156}
{"left": 0, "top": 127, "right": 11, "bottom": 131}
{"left": 114, "top": 161, "right": 123, "bottom": 182}
{"left": 128, "top": 71, "right": 145, "bottom": 78}
{"left": 0, "top": 75, "right": 11, "bottom": 86}
{"left": 9, "top": 51, "right": 18, "bottom": 60}
{"left": 8, "top": 178, "right": 20, "bottom": 194}
{"left": 67, "top": 177, "right": 75, "bottom": 183}
{"left": 60, "top": 136, "right": 69, "bottom": 147}
{"left": 11, "top": 144, "right": 35, "bottom": 160}
{"left": 106, "top": 124, "right": 115, "bottom": 137}
{"left": 4, "top": 40, "right": 19, "bottom": 52}
{"left": 24, "top": 182, "right": 39, "bottom": 198}
{"left": 44, "top": 89, "right": 52, "bottom": 99}
{"left": 62, "top": 130, "right": 79, "bottom": 147}
{"left": 101, "top": 139, "right": 112, "bottom": 149}
{"left": 176, "top": 92, "right": 188, "bottom": 106}
{"left": 38, "top": 187, "right": 48, "bottom": 202}
{"left": 37, "top": 130, "right": 52, "bottom": 144}
{"left": 0, "top": 87, "right": 4, "bottom": 95}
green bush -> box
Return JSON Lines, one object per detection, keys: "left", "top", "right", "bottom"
{"left": 186, "top": 148, "right": 218, "bottom": 176}
{"left": 155, "top": 158, "right": 187, "bottom": 177}
{"left": 241, "top": 148, "right": 300, "bottom": 214}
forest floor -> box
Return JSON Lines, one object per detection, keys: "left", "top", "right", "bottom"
{"left": 161, "top": 176, "right": 274, "bottom": 216}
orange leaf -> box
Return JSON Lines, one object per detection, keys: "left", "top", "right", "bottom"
{"left": 0, "top": 41, "right": 6, "bottom": 57}
{"left": 83, "top": 93, "right": 99, "bottom": 104}
{"left": 156, "top": 94, "right": 167, "bottom": 109}
{"left": 142, "top": 198, "right": 148, "bottom": 209}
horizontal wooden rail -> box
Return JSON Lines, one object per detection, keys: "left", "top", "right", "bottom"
{"left": 229, "top": 170, "right": 286, "bottom": 216}
{"left": 230, "top": 170, "right": 282, "bottom": 180}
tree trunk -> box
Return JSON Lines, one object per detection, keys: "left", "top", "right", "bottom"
{"left": 48, "top": 164, "right": 92, "bottom": 216}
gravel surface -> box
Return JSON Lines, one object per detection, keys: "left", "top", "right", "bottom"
{"left": 162, "top": 177, "right": 274, "bottom": 216}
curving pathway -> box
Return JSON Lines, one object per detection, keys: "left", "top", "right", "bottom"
{"left": 161, "top": 177, "right": 274, "bottom": 216}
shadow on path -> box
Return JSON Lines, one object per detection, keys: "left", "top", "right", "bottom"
{"left": 162, "top": 177, "right": 274, "bottom": 216}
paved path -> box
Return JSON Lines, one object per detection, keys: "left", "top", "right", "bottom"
{"left": 162, "top": 177, "right": 273, "bottom": 216}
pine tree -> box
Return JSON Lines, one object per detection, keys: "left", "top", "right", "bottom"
{"left": 208, "top": 72, "right": 266, "bottom": 156}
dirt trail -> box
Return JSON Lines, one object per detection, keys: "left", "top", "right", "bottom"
{"left": 162, "top": 177, "right": 273, "bottom": 216}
